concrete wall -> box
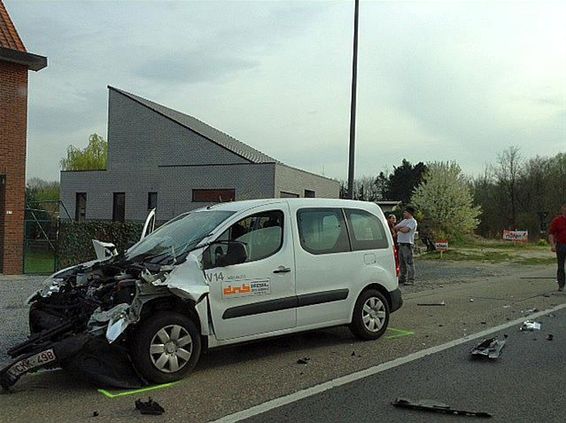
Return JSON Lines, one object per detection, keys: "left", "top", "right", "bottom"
{"left": 0, "top": 61, "right": 28, "bottom": 274}
{"left": 61, "top": 163, "right": 275, "bottom": 222}
{"left": 274, "top": 164, "right": 340, "bottom": 199}
{"left": 107, "top": 90, "right": 249, "bottom": 171}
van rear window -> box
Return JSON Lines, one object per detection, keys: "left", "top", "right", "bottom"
{"left": 297, "top": 208, "right": 350, "bottom": 255}
{"left": 344, "top": 209, "right": 389, "bottom": 250}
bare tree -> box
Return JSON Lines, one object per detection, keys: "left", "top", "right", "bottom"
{"left": 492, "top": 146, "right": 523, "bottom": 228}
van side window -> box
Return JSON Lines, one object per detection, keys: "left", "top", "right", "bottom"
{"left": 297, "top": 208, "right": 350, "bottom": 255}
{"left": 214, "top": 210, "right": 284, "bottom": 264}
{"left": 345, "top": 209, "right": 389, "bottom": 250}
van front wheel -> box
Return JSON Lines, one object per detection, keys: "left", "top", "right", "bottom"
{"left": 349, "top": 289, "right": 390, "bottom": 340}
{"left": 130, "top": 312, "right": 201, "bottom": 384}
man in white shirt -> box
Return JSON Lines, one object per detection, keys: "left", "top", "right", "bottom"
{"left": 395, "top": 206, "right": 418, "bottom": 285}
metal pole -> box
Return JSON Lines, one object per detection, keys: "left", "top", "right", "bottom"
{"left": 347, "top": 0, "right": 360, "bottom": 199}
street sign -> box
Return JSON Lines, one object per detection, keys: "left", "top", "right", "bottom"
{"left": 435, "top": 240, "right": 448, "bottom": 251}
{"left": 502, "top": 230, "right": 528, "bottom": 242}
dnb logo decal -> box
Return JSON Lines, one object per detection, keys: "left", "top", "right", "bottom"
{"left": 222, "top": 280, "right": 271, "bottom": 298}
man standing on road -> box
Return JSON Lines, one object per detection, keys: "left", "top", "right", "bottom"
{"left": 395, "top": 206, "right": 418, "bottom": 285}
{"left": 549, "top": 204, "right": 566, "bottom": 292}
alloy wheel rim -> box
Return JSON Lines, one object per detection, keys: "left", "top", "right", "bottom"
{"left": 362, "top": 297, "right": 386, "bottom": 332}
{"left": 149, "top": 324, "right": 193, "bottom": 373}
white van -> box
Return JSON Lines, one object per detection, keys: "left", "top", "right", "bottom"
{"left": 2, "top": 199, "right": 402, "bottom": 389}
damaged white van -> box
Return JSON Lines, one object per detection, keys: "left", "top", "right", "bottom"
{"left": 1, "top": 199, "right": 402, "bottom": 390}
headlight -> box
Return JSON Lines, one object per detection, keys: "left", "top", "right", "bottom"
{"left": 39, "top": 276, "right": 66, "bottom": 298}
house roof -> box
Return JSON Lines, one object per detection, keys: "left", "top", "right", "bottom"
{"left": 109, "top": 86, "right": 278, "bottom": 164}
{"left": 0, "top": 0, "right": 25, "bottom": 52}
{"left": 0, "top": 1, "right": 46, "bottom": 70}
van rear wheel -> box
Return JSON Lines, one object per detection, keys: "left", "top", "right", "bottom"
{"left": 349, "top": 289, "right": 390, "bottom": 340}
{"left": 130, "top": 312, "right": 201, "bottom": 384}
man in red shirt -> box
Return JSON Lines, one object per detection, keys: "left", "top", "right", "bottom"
{"left": 549, "top": 204, "right": 566, "bottom": 292}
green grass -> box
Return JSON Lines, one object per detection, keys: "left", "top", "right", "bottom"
{"left": 24, "top": 250, "right": 56, "bottom": 274}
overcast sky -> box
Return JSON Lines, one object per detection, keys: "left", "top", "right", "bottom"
{"left": 7, "top": 0, "right": 565, "bottom": 182}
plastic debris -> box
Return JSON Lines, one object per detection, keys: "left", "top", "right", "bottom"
{"left": 471, "top": 338, "right": 505, "bottom": 359}
{"left": 546, "top": 334, "right": 554, "bottom": 341}
{"left": 296, "top": 357, "right": 310, "bottom": 365}
{"left": 135, "top": 398, "right": 165, "bottom": 416}
{"left": 417, "top": 301, "right": 446, "bottom": 306}
{"left": 392, "top": 398, "right": 492, "bottom": 418}
{"left": 520, "top": 320, "right": 541, "bottom": 331}
{"left": 469, "top": 299, "right": 475, "bottom": 302}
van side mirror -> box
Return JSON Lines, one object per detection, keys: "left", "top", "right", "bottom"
{"left": 203, "top": 241, "right": 247, "bottom": 269}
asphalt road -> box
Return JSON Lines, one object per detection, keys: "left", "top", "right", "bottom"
{"left": 243, "top": 307, "right": 566, "bottom": 423}
{"left": 0, "top": 262, "right": 562, "bottom": 422}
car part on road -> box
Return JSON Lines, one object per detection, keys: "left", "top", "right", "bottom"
{"left": 546, "top": 334, "right": 554, "bottom": 341}
{"left": 297, "top": 357, "right": 310, "bottom": 365}
{"left": 470, "top": 338, "right": 505, "bottom": 359}
{"left": 135, "top": 397, "right": 165, "bottom": 415}
{"left": 520, "top": 320, "right": 541, "bottom": 331}
{"left": 392, "top": 398, "right": 492, "bottom": 418}
{"left": 417, "top": 301, "right": 446, "bottom": 306}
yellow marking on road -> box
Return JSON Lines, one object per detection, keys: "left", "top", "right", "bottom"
{"left": 97, "top": 382, "right": 176, "bottom": 399}
{"left": 386, "top": 327, "right": 415, "bottom": 339}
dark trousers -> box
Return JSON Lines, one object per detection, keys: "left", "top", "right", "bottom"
{"left": 557, "top": 243, "right": 566, "bottom": 288}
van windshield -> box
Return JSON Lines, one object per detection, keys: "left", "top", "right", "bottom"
{"left": 126, "top": 210, "right": 235, "bottom": 263}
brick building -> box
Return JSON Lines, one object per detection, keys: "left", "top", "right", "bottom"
{"left": 0, "top": 1, "right": 46, "bottom": 274}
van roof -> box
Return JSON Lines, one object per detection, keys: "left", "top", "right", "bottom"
{"left": 196, "top": 198, "right": 383, "bottom": 214}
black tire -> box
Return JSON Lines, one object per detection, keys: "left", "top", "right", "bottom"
{"left": 349, "top": 289, "right": 390, "bottom": 340}
{"left": 129, "top": 311, "right": 201, "bottom": 384}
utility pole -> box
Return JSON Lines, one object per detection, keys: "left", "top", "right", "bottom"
{"left": 347, "top": 0, "right": 360, "bottom": 199}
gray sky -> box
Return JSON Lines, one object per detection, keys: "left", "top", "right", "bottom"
{"left": 7, "top": 0, "right": 565, "bottom": 182}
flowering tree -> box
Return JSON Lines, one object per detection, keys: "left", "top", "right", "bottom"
{"left": 412, "top": 161, "right": 481, "bottom": 240}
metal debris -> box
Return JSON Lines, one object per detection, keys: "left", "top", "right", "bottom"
{"left": 392, "top": 398, "right": 492, "bottom": 418}
{"left": 471, "top": 338, "right": 505, "bottom": 359}
{"left": 520, "top": 320, "right": 541, "bottom": 331}
{"left": 417, "top": 301, "right": 446, "bottom": 306}
{"left": 135, "top": 398, "right": 165, "bottom": 416}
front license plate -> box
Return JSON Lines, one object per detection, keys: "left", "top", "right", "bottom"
{"left": 8, "top": 349, "right": 57, "bottom": 378}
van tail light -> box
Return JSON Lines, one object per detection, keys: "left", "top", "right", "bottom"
{"left": 393, "top": 245, "right": 400, "bottom": 277}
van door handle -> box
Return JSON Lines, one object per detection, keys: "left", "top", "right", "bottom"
{"left": 273, "top": 266, "right": 291, "bottom": 274}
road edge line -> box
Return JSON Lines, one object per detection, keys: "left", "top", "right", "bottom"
{"left": 210, "top": 303, "right": 566, "bottom": 423}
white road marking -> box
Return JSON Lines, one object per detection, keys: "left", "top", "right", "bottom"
{"left": 210, "top": 303, "right": 566, "bottom": 423}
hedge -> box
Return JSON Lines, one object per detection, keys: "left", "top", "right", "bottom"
{"left": 57, "top": 221, "right": 144, "bottom": 269}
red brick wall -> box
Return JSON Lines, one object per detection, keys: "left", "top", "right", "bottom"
{"left": 0, "top": 60, "right": 28, "bottom": 274}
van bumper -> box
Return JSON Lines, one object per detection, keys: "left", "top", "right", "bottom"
{"left": 389, "top": 288, "right": 403, "bottom": 313}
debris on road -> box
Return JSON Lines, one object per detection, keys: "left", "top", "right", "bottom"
{"left": 471, "top": 338, "right": 505, "bottom": 359}
{"left": 92, "top": 411, "right": 99, "bottom": 417}
{"left": 417, "top": 301, "right": 446, "bottom": 306}
{"left": 392, "top": 398, "right": 492, "bottom": 418}
{"left": 546, "top": 334, "right": 554, "bottom": 341}
{"left": 135, "top": 398, "right": 165, "bottom": 416}
{"left": 523, "top": 308, "right": 539, "bottom": 314}
{"left": 520, "top": 320, "right": 542, "bottom": 331}
{"left": 469, "top": 299, "right": 475, "bottom": 302}
{"left": 296, "top": 357, "right": 310, "bottom": 365}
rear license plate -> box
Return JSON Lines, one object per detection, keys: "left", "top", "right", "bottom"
{"left": 8, "top": 349, "right": 57, "bottom": 378}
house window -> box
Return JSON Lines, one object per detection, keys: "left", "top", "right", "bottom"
{"left": 280, "top": 191, "right": 299, "bottom": 198}
{"left": 304, "top": 190, "right": 315, "bottom": 198}
{"left": 192, "top": 189, "right": 235, "bottom": 203}
{"left": 113, "top": 193, "right": 126, "bottom": 222}
{"left": 147, "top": 192, "right": 158, "bottom": 210}
{"left": 75, "top": 193, "right": 87, "bottom": 222}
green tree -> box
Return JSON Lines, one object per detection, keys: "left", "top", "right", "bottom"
{"left": 412, "top": 161, "right": 481, "bottom": 241}
{"left": 386, "top": 159, "right": 427, "bottom": 203}
{"left": 26, "top": 178, "right": 59, "bottom": 208}
{"left": 60, "top": 133, "right": 108, "bottom": 171}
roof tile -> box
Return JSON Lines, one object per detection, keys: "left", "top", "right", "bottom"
{"left": 0, "top": 0, "right": 26, "bottom": 52}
